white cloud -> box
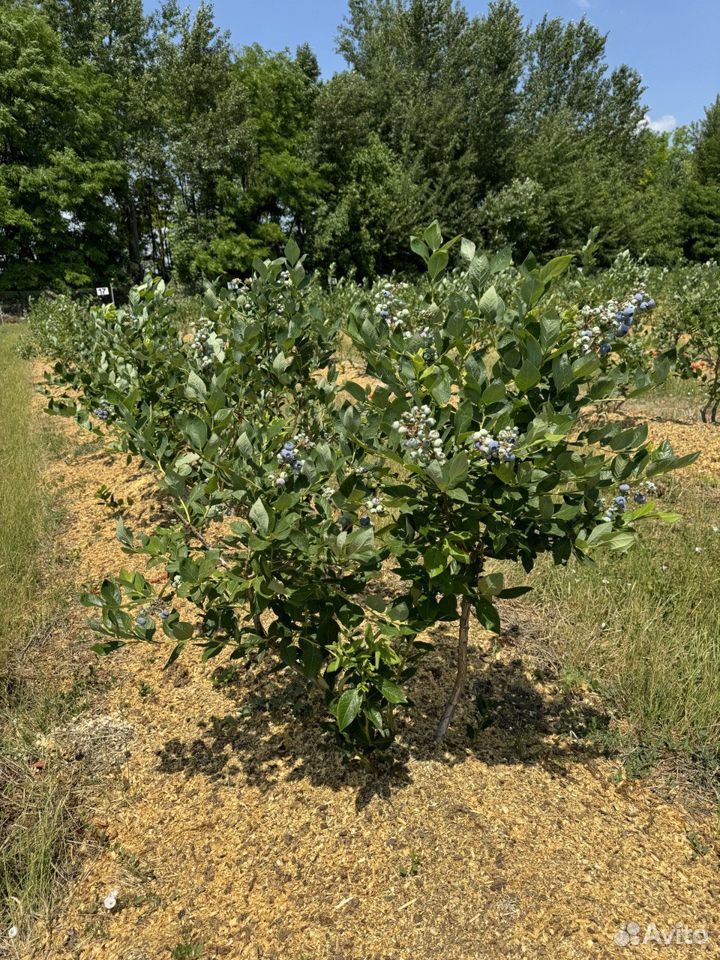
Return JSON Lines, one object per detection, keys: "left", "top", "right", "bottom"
{"left": 641, "top": 113, "right": 678, "bottom": 134}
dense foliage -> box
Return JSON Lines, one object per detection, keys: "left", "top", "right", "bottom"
{"left": 1, "top": 0, "right": 718, "bottom": 290}
{"left": 31, "top": 226, "right": 695, "bottom": 752}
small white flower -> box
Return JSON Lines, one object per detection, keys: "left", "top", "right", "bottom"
{"left": 8, "top": 925, "right": 18, "bottom": 939}
{"left": 601, "top": 578, "right": 609, "bottom": 585}
{"left": 103, "top": 889, "right": 119, "bottom": 911}
{"left": 712, "top": 525, "right": 719, "bottom": 533}
{"left": 695, "top": 547, "right": 702, "bottom": 553}
{"left": 600, "top": 622, "right": 607, "bottom": 629}
{"left": 661, "top": 564, "right": 668, "bottom": 571}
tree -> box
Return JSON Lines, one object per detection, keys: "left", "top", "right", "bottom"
{"left": 685, "top": 97, "right": 720, "bottom": 261}
{"left": 312, "top": 134, "right": 424, "bottom": 276}
{"left": 165, "top": 26, "right": 323, "bottom": 284}
{"left": 0, "top": 3, "right": 123, "bottom": 290}
{"left": 39, "top": 0, "right": 160, "bottom": 280}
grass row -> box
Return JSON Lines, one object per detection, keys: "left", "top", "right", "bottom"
{"left": 0, "top": 326, "right": 79, "bottom": 938}
{"left": 526, "top": 470, "right": 720, "bottom": 789}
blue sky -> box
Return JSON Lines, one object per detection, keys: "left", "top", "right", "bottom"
{"left": 156, "top": 1, "right": 719, "bottom": 129}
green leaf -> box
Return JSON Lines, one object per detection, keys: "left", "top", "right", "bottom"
{"left": 336, "top": 688, "right": 362, "bottom": 731}
{"left": 179, "top": 414, "right": 207, "bottom": 450}
{"left": 379, "top": 679, "right": 407, "bottom": 704}
{"left": 428, "top": 250, "right": 449, "bottom": 280}
{"left": 474, "top": 597, "right": 501, "bottom": 632}
{"left": 539, "top": 255, "right": 574, "bottom": 281}
{"left": 423, "top": 221, "right": 443, "bottom": 251}
{"left": 429, "top": 369, "right": 452, "bottom": 406}
{"left": 479, "top": 285, "right": 502, "bottom": 317}
{"left": 80, "top": 592, "right": 104, "bottom": 608}
{"left": 460, "top": 238, "right": 476, "bottom": 261}
{"left": 284, "top": 237, "right": 301, "bottom": 266}
{"left": 299, "top": 638, "right": 323, "bottom": 679}
{"left": 236, "top": 432, "right": 253, "bottom": 457}
{"left": 186, "top": 371, "right": 207, "bottom": 402}
{"left": 100, "top": 579, "right": 121, "bottom": 606}
{"left": 552, "top": 354, "right": 573, "bottom": 392}
{"left": 272, "top": 351, "right": 289, "bottom": 373}
{"left": 424, "top": 545, "right": 446, "bottom": 578}
{"left": 481, "top": 380, "right": 506, "bottom": 405}
{"left": 249, "top": 498, "right": 270, "bottom": 536}
{"left": 447, "top": 452, "right": 469, "bottom": 486}
{"left": 410, "top": 236, "right": 430, "bottom": 262}
{"left": 515, "top": 360, "right": 541, "bottom": 392}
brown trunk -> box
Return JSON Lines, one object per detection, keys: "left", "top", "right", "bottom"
{"left": 435, "top": 596, "right": 472, "bottom": 743}
{"left": 124, "top": 190, "right": 142, "bottom": 282}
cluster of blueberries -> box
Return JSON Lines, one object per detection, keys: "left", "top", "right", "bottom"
{"left": 392, "top": 405, "right": 446, "bottom": 466}
{"left": 470, "top": 426, "right": 519, "bottom": 463}
{"left": 575, "top": 292, "right": 656, "bottom": 356}
{"left": 274, "top": 432, "right": 315, "bottom": 486}
{"left": 94, "top": 405, "right": 110, "bottom": 421}
{"left": 135, "top": 604, "right": 170, "bottom": 628}
{"left": 374, "top": 283, "right": 410, "bottom": 331}
{"left": 602, "top": 479, "right": 658, "bottom": 521}
{"left": 359, "top": 495, "right": 385, "bottom": 527}
{"left": 190, "top": 322, "right": 222, "bottom": 372}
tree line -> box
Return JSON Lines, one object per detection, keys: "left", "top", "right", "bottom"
{"left": 2, "top": 0, "right": 720, "bottom": 292}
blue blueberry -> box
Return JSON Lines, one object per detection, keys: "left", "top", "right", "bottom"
{"left": 634, "top": 492, "right": 646, "bottom": 504}
{"left": 619, "top": 483, "right": 631, "bottom": 494}
{"left": 600, "top": 343, "right": 612, "bottom": 355}
{"left": 359, "top": 516, "right": 371, "bottom": 527}
{"left": 136, "top": 616, "right": 147, "bottom": 627}
{"left": 614, "top": 496, "right": 627, "bottom": 508}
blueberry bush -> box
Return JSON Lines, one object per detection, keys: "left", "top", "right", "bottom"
{"left": 654, "top": 261, "right": 720, "bottom": 422}
{"left": 32, "top": 225, "right": 696, "bottom": 752}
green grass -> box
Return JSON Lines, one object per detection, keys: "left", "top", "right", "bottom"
{"left": 0, "top": 325, "right": 78, "bottom": 938}
{"left": 627, "top": 375, "right": 706, "bottom": 423}
{"left": 526, "top": 474, "right": 720, "bottom": 786}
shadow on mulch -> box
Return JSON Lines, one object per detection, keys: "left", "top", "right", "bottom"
{"left": 155, "top": 621, "right": 613, "bottom": 811}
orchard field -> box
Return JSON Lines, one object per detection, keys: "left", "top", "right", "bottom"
{"left": 2, "top": 229, "right": 720, "bottom": 958}
{"left": 5, "top": 0, "right": 720, "bottom": 953}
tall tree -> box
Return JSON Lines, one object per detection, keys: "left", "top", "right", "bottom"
{"left": 0, "top": 3, "right": 123, "bottom": 290}
{"left": 39, "top": 0, "right": 153, "bottom": 279}
{"left": 686, "top": 97, "right": 720, "bottom": 260}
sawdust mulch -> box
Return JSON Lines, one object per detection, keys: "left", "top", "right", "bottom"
{"left": 22, "top": 396, "right": 720, "bottom": 960}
